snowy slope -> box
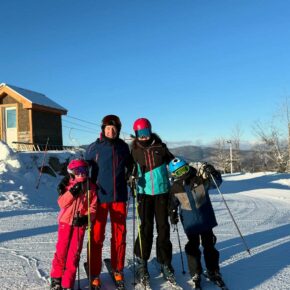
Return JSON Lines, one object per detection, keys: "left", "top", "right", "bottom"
{"left": 0, "top": 141, "right": 290, "bottom": 290}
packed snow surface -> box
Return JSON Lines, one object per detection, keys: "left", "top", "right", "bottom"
{"left": 0, "top": 141, "right": 290, "bottom": 289}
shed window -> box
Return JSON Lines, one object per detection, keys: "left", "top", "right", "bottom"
{"left": 6, "top": 108, "right": 16, "bottom": 128}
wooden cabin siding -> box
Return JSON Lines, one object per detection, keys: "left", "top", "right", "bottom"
{"left": 1, "top": 94, "right": 18, "bottom": 105}
{"left": 0, "top": 93, "right": 31, "bottom": 142}
{"left": 32, "top": 110, "right": 63, "bottom": 145}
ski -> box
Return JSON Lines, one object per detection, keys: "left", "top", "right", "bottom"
{"left": 103, "top": 258, "right": 126, "bottom": 290}
{"left": 151, "top": 257, "right": 183, "bottom": 290}
{"left": 203, "top": 271, "right": 229, "bottom": 290}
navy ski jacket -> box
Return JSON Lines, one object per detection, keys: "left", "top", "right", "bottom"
{"left": 169, "top": 167, "right": 222, "bottom": 236}
{"left": 85, "top": 137, "right": 133, "bottom": 203}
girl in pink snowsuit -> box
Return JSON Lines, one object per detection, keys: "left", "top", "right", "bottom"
{"left": 50, "top": 159, "right": 97, "bottom": 290}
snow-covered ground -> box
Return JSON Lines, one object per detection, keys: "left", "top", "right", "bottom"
{"left": 1, "top": 141, "right": 290, "bottom": 290}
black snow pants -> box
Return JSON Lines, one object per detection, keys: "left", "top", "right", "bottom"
{"left": 185, "top": 229, "right": 220, "bottom": 276}
{"left": 134, "top": 193, "right": 172, "bottom": 266}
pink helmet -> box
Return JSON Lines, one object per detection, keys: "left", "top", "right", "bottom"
{"left": 67, "top": 159, "right": 89, "bottom": 182}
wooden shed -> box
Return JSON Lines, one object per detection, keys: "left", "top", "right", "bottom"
{"left": 0, "top": 83, "right": 67, "bottom": 149}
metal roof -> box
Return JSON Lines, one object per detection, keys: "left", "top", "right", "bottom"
{"left": 0, "top": 83, "right": 67, "bottom": 112}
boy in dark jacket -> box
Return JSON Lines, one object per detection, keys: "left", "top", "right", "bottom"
{"left": 168, "top": 158, "right": 225, "bottom": 289}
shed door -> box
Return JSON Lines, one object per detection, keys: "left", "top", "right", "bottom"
{"left": 5, "top": 107, "right": 17, "bottom": 148}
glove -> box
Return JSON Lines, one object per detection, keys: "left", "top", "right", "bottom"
{"left": 128, "top": 175, "right": 137, "bottom": 187}
{"left": 170, "top": 209, "right": 179, "bottom": 225}
{"left": 72, "top": 215, "right": 88, "bottom": 227}
{"left": 200, "top": 163, "right": 216, "bottom": 179}
{"left": 69, "top": 182, "right": 83, "bottom": 197}
{"left": 128, "top": 175, "right": 137, "bottom": 195}
{"left": 57, "top": 175, "right": 70, "bottom": 195}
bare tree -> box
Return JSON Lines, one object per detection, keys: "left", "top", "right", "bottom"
{"left": 253, "top": 121, "right": 288, "bottom": 172}
{"left": 212, "top": 138, "right": 229, "bottom": 173}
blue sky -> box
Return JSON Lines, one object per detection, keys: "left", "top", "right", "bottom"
{"left": 1, "top": 0, "right": 290, "bottom": 147}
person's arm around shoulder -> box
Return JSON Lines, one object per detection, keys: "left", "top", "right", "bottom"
{"left": 163, "top": 143, "right": 175, "bottom": 164}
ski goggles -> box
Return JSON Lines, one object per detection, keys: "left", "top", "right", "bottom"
{"left": 135, "top": 128, "right": 151, "bottom": 138}
{"left": 73, "top": 166, "right": 89, "bottom": 175}
{"left": 173, "top": 165, "right": 190, "bottom": 177}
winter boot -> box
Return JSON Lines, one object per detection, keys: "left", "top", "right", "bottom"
{"left": 135, "top": 257, "right": 150, "bottom": 285}
{"left": 50, "top": 277, "right": 61, "bottom": 290}
{"left": 192, "top": 273, "right": 201, "bottom": 289}
{"left": 160, "top": 263, "right": 177, "bottom": 284}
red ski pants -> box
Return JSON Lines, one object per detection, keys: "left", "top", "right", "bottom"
{"left": 89, "top": 202, "right": 127, "bottom": 276}
{"left": 50, "top": 222, "right": 86, "bottom": 288}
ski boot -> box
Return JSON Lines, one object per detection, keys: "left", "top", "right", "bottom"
{"left": 192, "top": 273, "right": 202, "bottom": 289}
{"left": 206, "top": 270, "right": 226, "bottom": 288}
{"left": 91, "top": 276, "right": 101, "bottom": 290}
{"left": 113, "top": 271, "right": 125, "bottom": 289}
{"left": 136, "top": 258, "right": 151, "bottom": 288}
{"left": 160, "top": 263, "right": 177, "bottom": 284}
{"left": 50, "top": 277, "right": 61, "bottom": 290}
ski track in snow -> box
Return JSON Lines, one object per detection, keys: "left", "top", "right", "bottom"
{"left": 1, "top": 186, "right": 290, "bottom": 290}
{"left": 0, "top": 146, "right": 290, "bottom": 290}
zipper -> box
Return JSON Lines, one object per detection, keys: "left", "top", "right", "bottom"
{"left": 112, "top": 145, "right": 116, "bottom": 201}
{"left": 147, "top": 149, "right": 155, "bottom": 195}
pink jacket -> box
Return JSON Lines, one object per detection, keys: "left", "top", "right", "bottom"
{"left": 57, "top": 178, "right": 97, "bottom": 225}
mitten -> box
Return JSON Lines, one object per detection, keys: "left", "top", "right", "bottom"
{"left": 170, "top": 209, "right": 179, "bottom": 225}
{"left": 72, "top": 215, "right": 88, "bottom": 227}
{"left": 57, "top": 175, "right": 70, "bottom": 195}
{"left": 69, "top": 182, "right": 83, "bottom": 197}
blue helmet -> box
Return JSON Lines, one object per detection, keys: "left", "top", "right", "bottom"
{"left": 168, "top": 157, "right": 188, "bottom": 174}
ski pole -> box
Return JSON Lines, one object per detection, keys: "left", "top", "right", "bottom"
{"left": 76, "top": 212, "right": 81, "bottom": 290}
{"left": 86, "top": 178, "right": 92, "bottom": 290}
{"left": 35, "top": 137, "right": 49, "bottom": 189}
{"left": 132, "top": 185, "right": 136, "bottom": 286}
{"left": 210, "top": 173, "right": 251, "bottom": 256}
{"left": 174, "top": 224, "right": 186, "bottom": 274}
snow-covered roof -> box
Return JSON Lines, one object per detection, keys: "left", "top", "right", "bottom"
{"left": 0, "top": 83, "right": 67, "bottom": 114}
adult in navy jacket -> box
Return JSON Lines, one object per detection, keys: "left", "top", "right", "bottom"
{"left": 85, "top": 114, "right": 133, "bottom": 288}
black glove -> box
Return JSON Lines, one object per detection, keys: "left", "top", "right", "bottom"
{"left": 128, "top": 175, "right": 136, "bottom": 188}
{"left": 200, "top": 163, "right": 216, "bottom": 178}
{"left": 72, "top": 215, "right": 88, "bottom": 227}
{"left": 170, "top": 209, "right": 179, "bottom": 225}
{"left": 128, "top": 175, "right": 138, "bottom": 197}
{"left": 57, "top": 175, "right": 70, "bottom": 195}
{"left": 69, "top": 182, "right": 83, "bottom": 197}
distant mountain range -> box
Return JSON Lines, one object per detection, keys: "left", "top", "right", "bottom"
{"left": 169, "top": 145, "right": 258, "bottom": 172}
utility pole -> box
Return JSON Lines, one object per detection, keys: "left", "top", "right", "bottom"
{"left": 227, "top": 140, "right": 233, "bottom": 174}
